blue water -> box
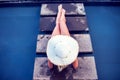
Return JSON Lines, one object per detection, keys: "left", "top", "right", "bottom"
{"left": 85, "top": 6, "right": 120, "bottom": 80}
{"left": 0, "top": 7, "right": 40, "bottom": 80}
{"left": 0, "top": 6, "right": 120, "bottom": 80}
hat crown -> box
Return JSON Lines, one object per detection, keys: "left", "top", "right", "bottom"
{"left": 54, "top": 42, "right": 69, "bottom": 59}
{"left": 56, "top": 48, "right": 68, "bottom": 58}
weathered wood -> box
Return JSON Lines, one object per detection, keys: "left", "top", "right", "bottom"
{"left": 40, "top": 3, "right": 86, "bottom": 16}
{"left": 40, "top": 17, "right": 88, "bottom": 32}
{"left": 36, "top": 34, "right": 93, "bottom": 53}
{"left": 33, "top": 57, "right": 98, "bottom": 80}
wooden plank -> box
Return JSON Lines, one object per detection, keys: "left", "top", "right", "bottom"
{"left": 40, "top": 17, "right": 89, "bottom": 32}
{"left": 40, "top": 3, "right": 86, "bottom": 16}
{"left": 36, "top": 34, "right": 93, "bottom": 53}
{"left": 33, "top": 57, "right": 98, "bottom": 80}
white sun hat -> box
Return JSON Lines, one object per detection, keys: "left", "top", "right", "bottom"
{"left": 47, "top": 35, "right": 79, "bottom": 66}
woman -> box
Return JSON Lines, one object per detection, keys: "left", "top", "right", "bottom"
{"left": 47, "top": 4, "right": 79, "bottom": 72}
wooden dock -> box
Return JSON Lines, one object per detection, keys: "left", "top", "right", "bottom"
{"left": 34, "top": 3, "right": 98, "bottom": 80}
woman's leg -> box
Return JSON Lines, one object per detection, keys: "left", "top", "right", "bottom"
{"left": 60, "top": 9, "right": 78, "bottom": 69}
{"left": 48, "top": 5, "right": 62, "bottom": 69}
{"left": 59, "top": 9, "right": 70, "bottom": 36}
{"left": 51, "top": 4, "right": 62, "bottom": 37}
{"left": 51, "top": 24, "right": 60, "bottom": 37}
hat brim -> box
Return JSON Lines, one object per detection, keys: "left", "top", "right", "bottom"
{"left": 47, "top": 35, "right": 79, "bottom": 66}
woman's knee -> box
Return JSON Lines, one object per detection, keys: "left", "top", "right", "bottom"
{"left": 72, "top": 58, "right": 78, "bottom": 69}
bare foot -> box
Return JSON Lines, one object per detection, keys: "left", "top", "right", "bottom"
{"left": 60, "top": 9, "right": 66, "bottom": 23}
{"left": 58, "top": 4, "right": 62, "bottom": 12}
{"left": 56, "top": 4, "right": 62, "bottom": 24}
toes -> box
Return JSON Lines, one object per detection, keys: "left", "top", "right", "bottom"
{"left": 58, "top": 4, "right": 62, "bottom": 11}
{"left": 62, "top": 9, "right": 66, "bottom": 15}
